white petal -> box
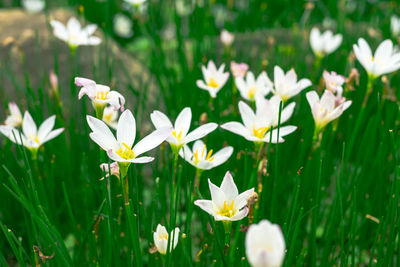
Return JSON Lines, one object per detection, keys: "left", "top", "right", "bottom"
{"left": 208, "top": 178, "right": 225, "bottom": 210}
{"left": 174, "top": 107, "right": 192, "bottom": 138}
{"left": 22, "top": 111, "right": 37, "bottom": 137}
{"left": 132, "top": 126, "right": 171, "bottom": 156}
{"left": 117, "top": 110, "right": 136, "bottom": 148}
{"left": 184, "top": 123, "right": 218, "bottom": 144}
{"left": 238, "top": 101, "right": 256, "bottom": 130}
{"left": 211, "top": 146, "right": 233, "bottom": 167}
{"left": 150, "top": 110, "right": 173, "bottom": 129}
{"left": 41, "top": 128, "right": 64, "bottom": 144}
{"left": 194, "top": 200, "right": 216, "bottom": 216}
{"left": 37, "top": 115, "right": 55, "bottom": 143}
{"left": 220, "top": 122, "right": 251, "bottom": 140}
{"left": 87, "top": 115, "right": 119, "bottom": 150}
{"left": 220, "top": 171, "right": 238, "bottom": 202}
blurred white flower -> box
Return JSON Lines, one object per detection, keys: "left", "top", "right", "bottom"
{"left": 391, "top": 15, "right": 400, "bottom": 37}
{"left": 353, "top": 38, "right": 400, "bottom": 77}
{"left": 196, "top": 60, "right": 229, "bottom": 98}
{"left": 4, "top": 102, "right": 23, "bottom": 127}
{"left": 230, "top": 61, "right": 249, "bottom": 78}
{"left": 150, "top": 107, "right": 218, "bottom": 154}
{"left": 245, "top": 219, "right": 286, "bottom": 267}
{"left": 179, "top": 140, "right": 233, "bottom": 170}
{"left": 269, "top": 66, "right": 311, "bottom": 102}
{"left": 113, "top": 13, "right": 134, "bottom": 38}
{"left": 153, "top": 224, "right": 179, "bottom": 255}
{"left": 323, "top": 70, "right": 345, "bottom": 97}
{"left": 87, "top": 110, "right": 172, "bottom": 166}
{"left": 220, "top": 29, "right": 234, "bottom": 46}
{"left": 50, "top": 17, "right": 101, "bottom": 49}
{"left": 100, "top": 162, "right": 120, "bottom": 180}
{"left": 175, "top": 0, "right": 195, "bottom": 16}
{"left": 124, "top": 0, "right": 147, "bottom": 6}
{"left": 310, "top": 28, "right": 342, "bottom": 57}
{"left": 0, "top": 111, "right": 64, "bottom": 151}
{"left": 306, "top": 90, "right": 351, "bottom": 131}
{"left": 22, "top": 0, "right": 45, "bottom": 13}
{"left": 194, "top": 171, "right": 254, "bottom": 221}
{"left": 75, "top": 77, "right": 125, "bottom": 115}
{"left": 236, "top": 71, "right": 272, "bottom": 102}
{"left": 102, "top": 106, "right": 119, "bottom": 130}
{"left": 221, "top": 97, "right": 296, "bottom": 143}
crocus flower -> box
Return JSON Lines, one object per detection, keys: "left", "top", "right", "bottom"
{"left": 76, "top": 77, "right": 125, "bottom": 118}
{"left": 353, "top": 38, "right": 400, "bottom": 78}
{"left": 391, "top": 15, "right": 400, "bottom": 37}
{"left": 50, "top": 17, "right": 101, "bottom": 49}
{"left": 4, "top": 102, "right": 23, "bottom": 127}
{"left": 0, "top": 111, "right": 64, "bottom": 158}
{"left": 306, "top": 90, "right": 351, "bottom": 132}
{"left": 113, "top": 13, "right": 134, "bottom": 38}
{"left": 221, "top": 97, "right": 297, "bottom": 143}
{"left": 269, "top": 66, "right": 311, "bottom": 102}
{"left": 245, "top": 219, "right": 286, "bottom": 267}
{"left": 150, "top": 107, "right": 218, "bottom": 154}
{"left": 194, "top": 171, "right": 254, "bottom": 221}
{"left": 153, "top": 224, "right": 180, "bottom": 255}
{"left": 230, "top": 61, "right": 249, "bottom": 78}
{"left": 22, "top": 0, "right": 45, "bottom": 13}
{"left": 310, "top": 27, "right": 342, "bottom": 57}
{"left": 220, "top": 29, "right": 234, "bottom": 46}
{"left": 179, "top": 140, "right": 233, "bottom": 170}
{"left": 102, "top": 106, "right": 119, "bottom": 130}
{"left": 87, "top": 110, "right": 171, "bottom": 175}
{"left": 323, "top": 70, "right": 345, "bottom": 97}
{"left": 196, "top": 60, "right": 230, "bottom": 98}
{"left": 100, "top": 162, "right": 120, "bottom": 180}
{"left": 236, "top": 71, "right": 272, "bottom": 102}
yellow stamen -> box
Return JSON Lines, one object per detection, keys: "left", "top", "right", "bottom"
{"left": 96, "top": 91, "right": 109, "bottom": 100}
{"left": 216, "top": 200, "right": 235, "bottom": 218}
{"left": 205, "top": 149, "right": 214, "bottom": 161}
{"left": 116, "top": 142, "right": 136, "bottom": 160}
{"left": 201, "top": 145, "right": 206, "bottom": 157}
{"left": 193, "top": 150, "right": 199, "bottom": 164}
{"left": 172, "top": 129, "right": 183, "bottom": 143}
{"left": 207, "top": 77, "right": 219, "bottom": 88}
{"left": 103, "top": 112, "right": 112, "bottom": 122}
{"left": 248, "top": 86, "right": 257, "bottom": 100}
{"left": 252, "top": 126, "right": 270, "bottom": 139}
{"left": 159, "top": 234, "right": 168, "bottom": 240}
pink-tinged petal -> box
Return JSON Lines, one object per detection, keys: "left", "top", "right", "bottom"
{"left": 220, "top": 171, "right": 238, "bottom": 202}
{"left": 22, "top": 111, "right": 37, "bottom": 137}
{"left": 320, "top": 90, "right": 335, "bottom": 111}
{"left": 208, "top": 178, "right": 225, "bottom": 210}
{"left": 117, "top": 110, "right": 136, "bottom": 148}
{"left": 107, "top": 91, "right": 125, "bottom": 111}
{"left": 184, "top": 123, "right": 218, "bottom": 144}
{"left": 194, "top": 200, "right": 215, "bottom": 216}
{"left": 75, "top": 77, "right": 96, "bottom": 87}
{"left": 132, "top": 126, "right": 172, "bottom": 156}
{"left": 37, "top": 115, "right": 55, "bottom": 143}
{"left": 238, "top": 101, "right": 256, "bottom": 130}
{"left": 174, "top": 107, "right": 192, "bottom": 137}
{"left": 41, "top": 128, "right": 64, "bottom": 144}
{"left": 220, "top": 122, "right": 250, "bottom": 139}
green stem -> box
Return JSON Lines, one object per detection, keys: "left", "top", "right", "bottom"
{"left": 223, "top": 221, "right": 232, "bottom": 262}
{"left": 362, "top": 74, "right": 376, "bottom": 107}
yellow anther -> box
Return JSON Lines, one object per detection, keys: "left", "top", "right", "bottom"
{"left": 248, "top": 86, "right": 257, "bottom": 100}
{"left": 252, "top": 126, "right": 270, "bottom": 139}
{"left": 116, "top": 142, "right": 136, "bottom": 160}
{"left": 172, "top": 129, "right": 183, "bottom": 142}
{"left": 216, "top": 200, "right": 235, "bottom": 218}
{"left": 207, "top": 77, "right": 219, "bottom": 88}
{"left": 159, "top": 234, "right": 168, "bottom": 240}
{"left": 96, "top": 91, "right": 109, "bottom": 100}
{"left": 205, "top": 149, "right": 213, "bottom": 161}
{"left": 201, "top": 145, "right": 206, "bottom": 157}
{"left": 193, "top": 150, "right": 200, "bottom": 164}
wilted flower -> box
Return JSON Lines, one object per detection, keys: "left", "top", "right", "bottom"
{"left": 353, "top": 38, "right": 400, "bottom": 78}
{"left": 102, "top": 106, "right": 119, "bottom": 130}
{"left": 87, "top": 109, "right": 172, "bottom": 176}
{"left": 50, "top": 17, "right": 101, "bottom": 50}
{"left": 22, "top": 0, "right": 45, "bottom": 13}
{"left": 0, "top": 111, "right": 64, "bottom": 158}
{"left": 100, "top": 162, "right": 120, "bottom": 180}
{"left": 310, "top": 27, "right": 342, "bottom": 57}
{"left": 306, "top": 90, "right": 351, "bottom": 132}
{"left": 113, "top": 13, "right": 134, "bottom": 38}
{"left": 269, "top": 66, "right": 311, "bottom": 102}
{"left": 245, "top": 219, "right": 286, "bottom": 267}
{"left": 323, "top": 70, "right": 345, "bottom": 97}
{"left": 75, "top": 77, "right": 125, "bottom": 118}
{"left": 220, "top": 29, "right": 234, "bottom": 46}
{"left": 179, "top": 140, "right": 233, "bottom": 170}
{"left": 4, "top": 102, "right": 23, "bottom": 127}
{"left": 150, "top": 107, "right": 218, "bottom": 154}
{"left": 236, "top": 71, "right": 272, "bottom": 102}
{"left": 230, "top": 61, "right": 249, "bottom": 78}
{"left": 194, "top": 171, "right": 254, "bottom": 221}
{"left": 391, "top": 15, "right": 400, "bottom": 37}
{"left": 153, "top": 224, "right": 180, "bottom": 255}
{"left": 221, "top": 97, "right": 297, "bottom": 143}
{"left": 196, "top": 60, "right": 230, "bottom": 98}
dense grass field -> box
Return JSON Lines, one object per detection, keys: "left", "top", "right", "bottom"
{"left": 0, "top": 0, "right": 400, "bottom": 266}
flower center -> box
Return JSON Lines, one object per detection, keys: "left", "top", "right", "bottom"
{"left": 96, "top": 91, "right": 109, "bottom": 100}
{"left": 103, "top": 112, "right": 113, "bottom": 123}
{"left": 172, "top": 129, "right": 183, "bottom": 143}
{"left": 207, "top": 77, "right": 219, "bottom": 88}
{"left": 248, "top": 86, "right": 257, "bottom": 100}
{"left": 116, "top": 143, "right": 136, "bottom": 160}
{"left": 252, "top": 126, "right": 270, "bottom": 139}
{"left": 27, "top": 134, "right": 39, "bottom": 144}
{"left": 193, "top": 145, "right": 215, "bottom": 164}
{"left": 217, "top": 200, "right": 235, "bottom": 218}
{"left": 158, "top": 234, "right": 168, "bottom": 240}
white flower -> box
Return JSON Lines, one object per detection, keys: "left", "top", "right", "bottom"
{"left": 113, "top": 13, "right": 134, "bottom": 38}
{"left": 221, "top": 98, "right": 297, "bottom": 143}
{"left": 220, "top": 29, "right": 234, "bottom": 46}
{"left": 306, "top": 90, "right": 351, "bottom": 131}
{"left": 100, "top": 162, "right": 120, "bottom": 180}
{"left": 4, "top": 102, "right": 23, "bottom": 127}
{"left": 391, "top": 15, "right": 400, "bottom": 37}
{"left": 196, "top": 61, "right": 230, "bottom": 98}
{"left": 353, "top": 38, "right": 400, "bottom": 77}
{"left": 0, "top": 111, "right": 64, "bottom": 150}
{"left": 230, "top": 61, "right": 249, "bottom": 78}
{"left": 22, "top": 0, "right": 45, "bottom": 13}
{"left": 124, "top": 0, "right": 147, "bottom": 6}
{"left": 50, "top": 17, "right": 101, "bottom": 48}
{"left": 323, "top": 70, "right": 345, "bottom": 97}
{"left": 153, "top": 224, "right": 180, "bottom": 255}
{"left": 150, "top": 107, "right": 218, "bottom": 153}
{"left": 102, "top": 106, "right": 119, "bottom": 130}
{"left": 76, "top": 77, "right": 125, "bottom": 112}
{"left": 179, "top": 140, "right": 233, "bottom": 170}
{"left": 245, "top": 219, "right": 286, "bottom": 267}
{"left": 194, "top": 171, "right": 254, "bottom": 221}
{"left": 87, "top": 109, "right": 172, "bottom": 164}
{"left": 236, "top": 71, "right": 272, "bottom": 102}
{"left": 310, "top": 27, "right": 342, "bottom": 57}
{"left": 270, "top": 66, "right": 311, "bottom": 102}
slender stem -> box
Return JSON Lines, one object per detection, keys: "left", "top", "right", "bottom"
{"left": 362, "top": 74, "right": 376, "bottom": 107}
